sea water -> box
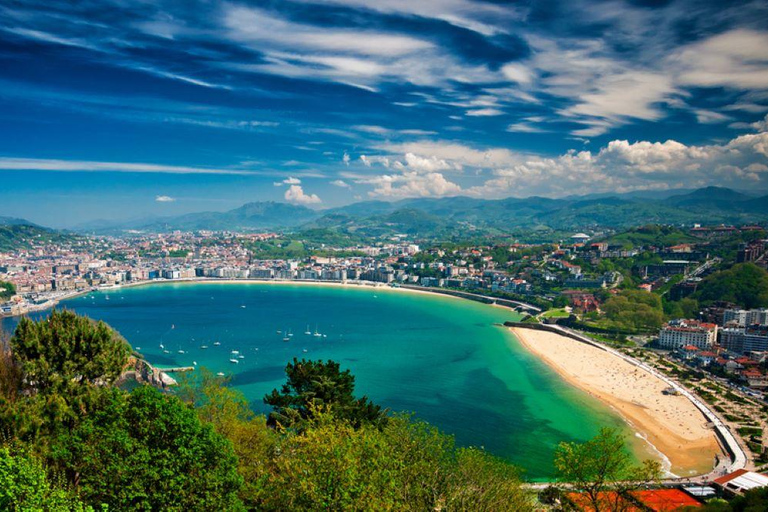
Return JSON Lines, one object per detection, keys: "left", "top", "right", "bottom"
{"left": 2, "top": 282, "right": 630, "bottom": 479}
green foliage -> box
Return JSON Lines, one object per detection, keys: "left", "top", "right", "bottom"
{"left": 696, "top": 263, "right": 768, "bottom": 309}
{"left": 3, "top": 311, "right": 131, "bottom": 443}
{"left": 176, "top": 368, "right": 275, "bottom": 506}
{"left": 0, "top": 224, "right": 77, "bottom": 252}
{"left": 554, "top": 427, "right": 661, "bottom": 512}
{"left": 0, "top": 447, "right": 92, "bottom": 511}
{"left": 0, "top": 281, "right": 15, "bottom": 300}
{"left": 604, "top": 225, "right": 698, "bottom": 250}
{"left": 264, "top": 358, "right": 387, "bottom": 430}
{"left": 51, "top": 386, "right": 243, "bottom": 511}
{"left": 259, "top": 411, "right": 531, "bottom": 511}
{"left": 11, "top": 310, "right": 130, "bottom": 396}
{"left": 598, "top": 290, "right": 664, "bottom": 332}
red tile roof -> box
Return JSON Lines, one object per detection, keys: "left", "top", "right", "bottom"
{"left": 631, "top": 489, "right": 701, "bottom": 511}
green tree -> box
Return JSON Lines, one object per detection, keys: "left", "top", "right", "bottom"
{"left": 0, "top": 281, "right": 15, "bottom": 300}
{"left": 697, "top": 263, "right": 768, "bottom": 309}
{"left": 0, "top": 447, "right": 91, "bottom": 511}
{"left": 264, "top": 358, "right": 387, "bottom": 430}
{"left": 11, "top": 309, "right": 130, "bottom": 397}
{"left": 554, "top": 427, "right": 661, "bottom": 512}
{"left": 177, "top": 368, "right": 275, "bottom": 506}
{"left": 52, "top": 385, "right": 243, "bottom": 511}
{"left": 261, "top": 411, "right": 531, "bottom": 511}
{"left": 3, "top": 310, "right": 131, "bottom": 444}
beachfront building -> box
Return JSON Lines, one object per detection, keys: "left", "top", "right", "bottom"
{"left": 658, "top": 319, "right": 718, "bottom": 350}
{"left": 721, "top": 325, "right": 768, "bottom": 354}
{"left": 723, "top": 308, "right": 768, "bottom": 327}
{"left": 714, "top": 469, "right": 768, "bottom": 496}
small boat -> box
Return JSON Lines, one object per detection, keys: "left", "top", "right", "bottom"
{"left": 305, "top": 325, "right": 311, "bottom": 335}
{"left": 229, "top": 358, "right": 239, "bottom": 364}
{"left": 303, "top": 349, "right": 308, "bottom": 353}
{"left": 193, "top": 361, "right": 197, "bottom": 366}
{"left": 238, "top": 355, "right": 245, "bottom": 359}
{"left": 159, "top": 343, "right": 165, "bottom": 349}
{"left": 314, "top": 324, "right": 322, "bottom": 337}
{"left": 177, "top": 350, "right": 185, "bottom": 354}
{"left": 163, "top": 350, "right": 170, "bottom": 354}
{"left": 213, "top": 341, "right": 221, "bottom": 346}
{"left": 241, "top": 305, "right": 246, "bottom": 308}
{"left": 216, "top": 372, "right": 225, "bottom": 377}
{"left": 201, "top": 345, "right": 208, "bottom": 349}
{"left": 323, "top": 334, "right": 328, "bottom": 338}
{"left": 231, "top": 350, "right": 240, "bottom": 355}
{"left": 276, "top": 330, "right": 282, "bottom": 334}
{"left": 135, "top": 347, "right": 141, "bottom": 351}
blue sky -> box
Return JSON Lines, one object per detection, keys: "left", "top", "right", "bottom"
{"left": 1, "top": 0, "right": 768, "bottom": 227}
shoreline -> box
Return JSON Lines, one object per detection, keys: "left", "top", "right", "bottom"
{"left": 510, "top": 326, "right": 721, "bottom": 477}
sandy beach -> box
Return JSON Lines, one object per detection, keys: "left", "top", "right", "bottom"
{"left": 510, "top": 327, "right": 721, "bottom": 476}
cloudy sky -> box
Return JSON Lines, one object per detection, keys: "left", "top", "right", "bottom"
{"left": 1, "top": 0, "right": 767, "bottom": 226}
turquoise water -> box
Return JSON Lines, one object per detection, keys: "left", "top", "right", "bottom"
{"left": 2, "top": 282, "right": 628, "bottom": 479}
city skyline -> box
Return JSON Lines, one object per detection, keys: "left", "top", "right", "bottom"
{"left": 1, "top": 0, "right": 768, "bottom": 227}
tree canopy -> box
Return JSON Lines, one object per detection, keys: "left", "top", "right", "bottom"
{"left": 0, "top": 447, "right": 90, "bottom": 511}
{"left": 264, "top": 358, "right": 387, "bottom": 430}
{"left": 554, "top": 427, "right": 661, "bottom": 512}
{"left": 601, "top": 290, "right": 664, "bottom": 332}
{"left": 51, "top": 386, "right": 243, "bottom": 511}
{"left": 11, "top": 309, "right": 130, "bottom": 396}
{"left": 696, "top": 263, "right": 768, "bottom": 309}
{"left": 0, "top": 281, "right": 15, "bottom": 301}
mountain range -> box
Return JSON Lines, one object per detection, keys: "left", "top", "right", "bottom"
{"left": 3, "top": 187, "right": 767, "bottom": 237}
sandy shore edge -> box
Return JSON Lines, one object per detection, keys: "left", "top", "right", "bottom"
{"left": 510, "top": 327, "right": 720, "bottom": 477}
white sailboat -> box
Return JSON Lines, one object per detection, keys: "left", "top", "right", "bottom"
{"left": 229, "top": 358, "right": 239, "bottom": 364}
{"left": 304, "top": 324, "right": 311, "bottom": 335}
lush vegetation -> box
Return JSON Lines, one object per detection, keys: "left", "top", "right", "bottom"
{"left": 0, "top": 224, "right": 76, "bottom": 252}
{"left": 696, "top": 263, "right": 768, "bottom": 309}
{"left": 0, "top": 280, "right": 14, "bottom": 300}
{"left": 582, "top": 289, "right": 664, "bottom": 333}
{"left": 263, "top": 358, "right": 387, "bottom": 430}
{"left": 553, "top": 427, "right": 661, "bottom": 511}
{"left": 603, "top": 224, "right": 698, "bottom": 250}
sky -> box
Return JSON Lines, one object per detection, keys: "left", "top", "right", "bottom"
{"left": 1, "top": 0, "right": 768, "bottom": 227}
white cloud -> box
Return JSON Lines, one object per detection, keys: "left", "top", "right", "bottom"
{"left": 0, "top": 157, "right": 255, "bottom": 175}
{"left": 284, "top": 184, "right": 322, "bottom": 205}
{"left": 672, "top": 29, "right": 768, "bottom": 90}
{"left": 330, "top": 179, "right": 351, "bottom": 188}
{"left": 360, "top": 171, "right": 463, "bottom": 198}
{"left": 465, "top": 108, "right": 504, "bottom": 117}
{"left": 356, "top": 128, "right": 768, "bottom": 198}
{"left": 507, "top": 122, "right": 548, "bottom": 133}
{"left": 155, "top": 195, "right": 175, "bottom": 202}
{"left": 286, "top": 0, "right": 515, "bottom": 36}
{"left": 693, "top": 109, "right": 732, "bottom": 124}
{"left": 501, "top": 63, "right": 534, "bottom": 85}
{"left": 274, "top": 176, "right": 302, "bottom": 186}
{"left": 360, "top": 155, "right": 391, "bottom": 168}
{"left": 223, "top": 6, "right": 432, "bottom": 57}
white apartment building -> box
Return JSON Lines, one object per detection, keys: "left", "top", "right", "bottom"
{"left": 659, "top": 319, "right": 718, "bottom": 349}
{"left": 723, "top": 308, "right": 768, "bottom": 327}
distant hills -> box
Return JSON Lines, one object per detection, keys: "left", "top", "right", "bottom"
{"left": 4, "top": 187, "right": 768, "bottom": 238}
{"left": 0, "top": 219, "right": 74, "bottom": 251}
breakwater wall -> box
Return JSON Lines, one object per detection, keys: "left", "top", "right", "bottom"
{"left": 402, "top": 285, "right": 541, "bottom": 313}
